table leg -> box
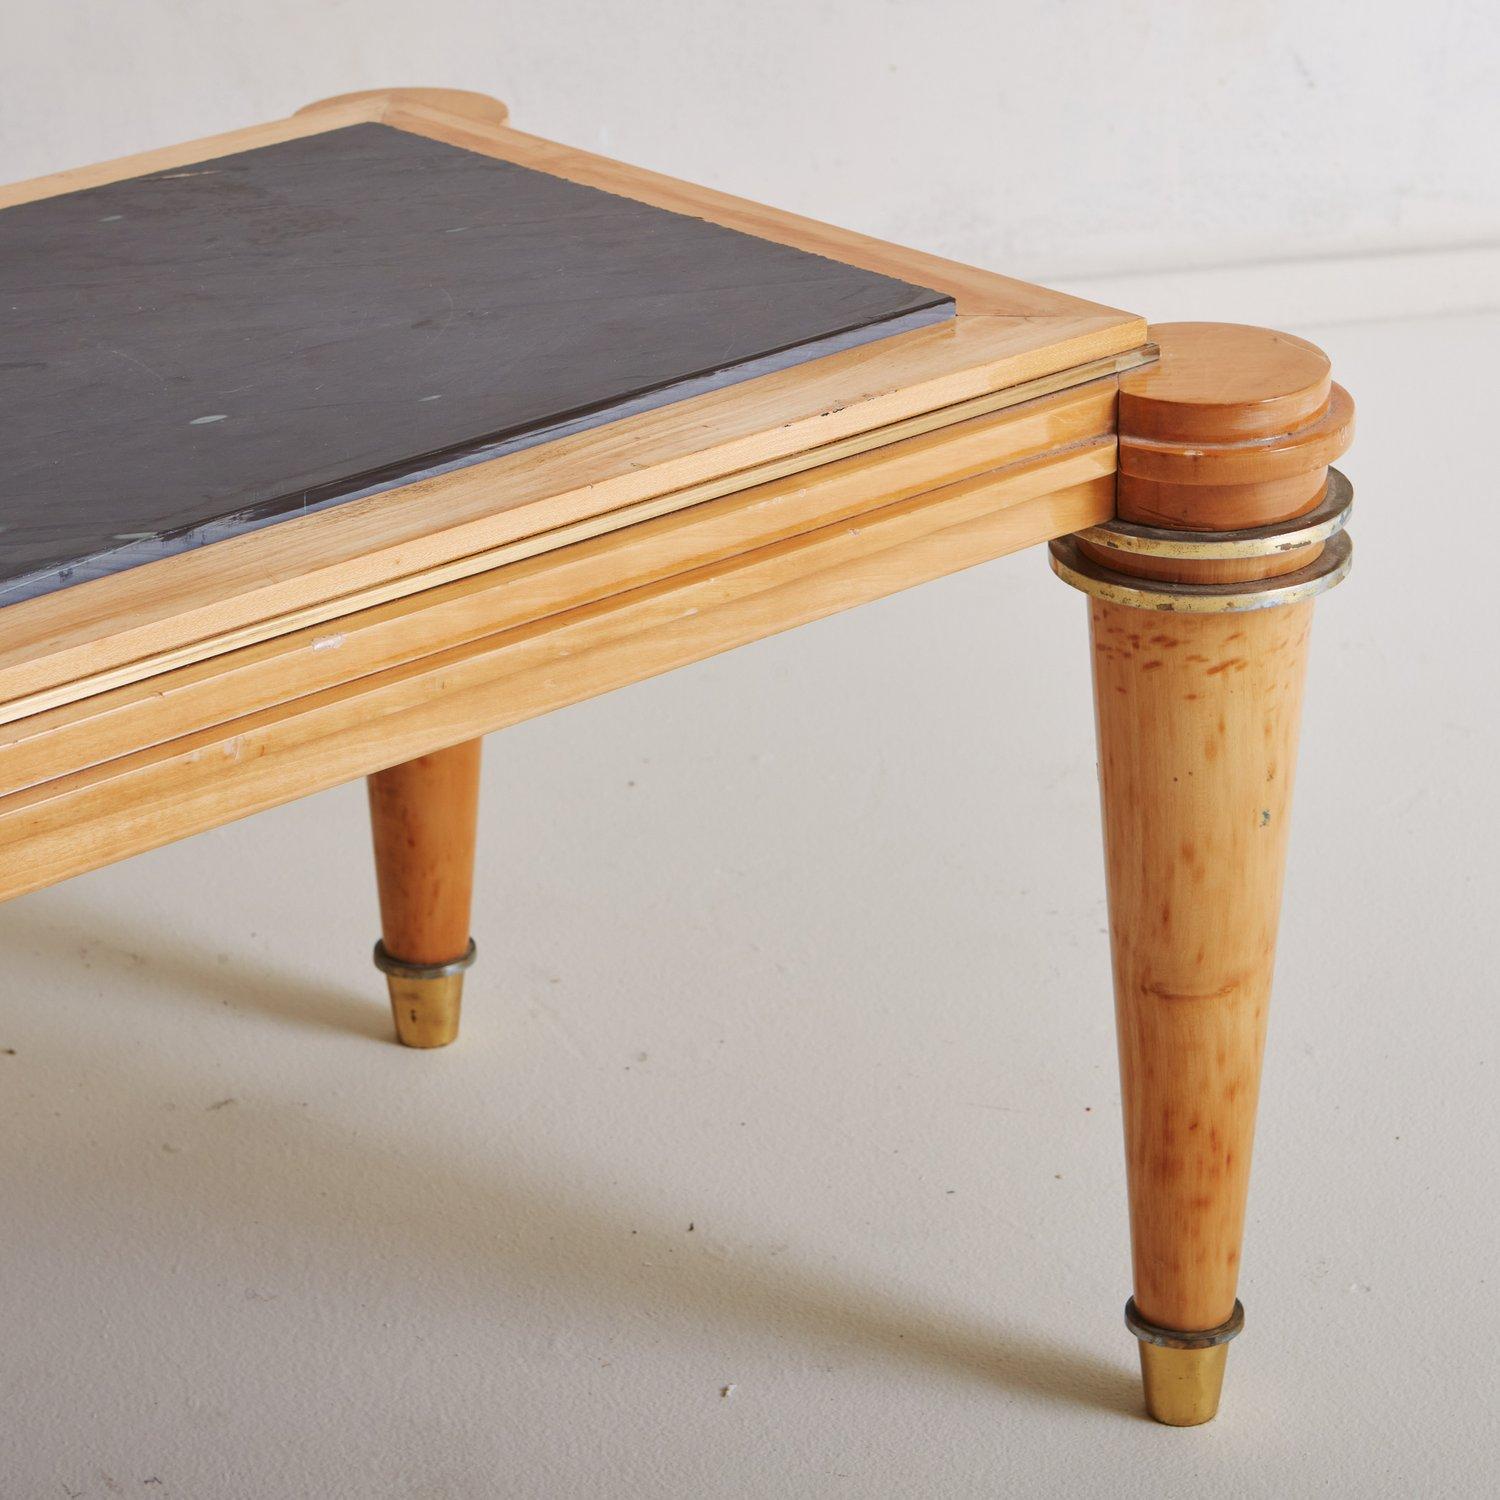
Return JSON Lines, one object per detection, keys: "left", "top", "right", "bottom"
{"left": 367, "top": 739, "right": 482, "bottom": 1048}
{"left": 1092, "top": 598, "right": 1311, "bottom": 1422}
{"left": 1051, "top": 322, "right": 1355, "bottom": 1423}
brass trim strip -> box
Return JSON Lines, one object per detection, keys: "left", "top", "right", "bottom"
{"left": 1125, "top": 1297, "right": 1245, "bottom": 1351}
{"left": 0, "top": 344, "right": 1155, "bottom": 731}
{"left": 373, "top": 937, "right": 478, "bottom": 980}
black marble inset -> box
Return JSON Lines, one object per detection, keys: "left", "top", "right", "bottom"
{"left": 0, "top": 124, "right": 952, "bottom": 604}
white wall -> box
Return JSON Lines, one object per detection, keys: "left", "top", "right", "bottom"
{"left": 5, "top": 0, "right": 1496, "bottom": 318}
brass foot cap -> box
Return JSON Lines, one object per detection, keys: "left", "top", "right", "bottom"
{"left": 1137, "top": 1342, "right": 1230, "bottom": 1426}
{"left": 374, "top": 939, "right": 476, "bottom": 1048}
{"left": 1126, "top": 1297, "right": 1244, "bottom": 1427}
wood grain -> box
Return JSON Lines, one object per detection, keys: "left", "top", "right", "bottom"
{"left": 299, "top": 88, "right": 510, "bottom": 127}
{"left": 1116, "top": 323, "right": 1331, "bottom": 443}
{"left": 0, "top": 382, "right": 1115, "bottom": 793}
{"left": 369, "top": 739, "right": 481, "bottom": 964}
{"left": 1081, "top": 322, "right": 1354, "bottom": 1337}
{"left": 0, "top": 93, "right": 1146, "bottom": 718}
{"left": 0, "top": 355, "right": 1141, "bottom": 728}
{"left": 1092, "top": 598, "right": 1311, "bottom": 1329}
{"left": 1075, "top": 537, "right": 1324, "bottom": 586}
{"left": 0, "top": 466, "right": 1112, "bottom": 902}
{"left": 1116, "top": 322, "right": 1353, "bottom": 529}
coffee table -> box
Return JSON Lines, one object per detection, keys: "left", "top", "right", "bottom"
{"left": 0, "top": 87, "right": 1354, "bottom": 1426}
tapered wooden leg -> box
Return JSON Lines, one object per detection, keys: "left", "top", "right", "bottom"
{"left": 367, "top": 739, "right": 482, "bottom": 1048}
{"left": 1095, "top": 599, "right": 1309, "bottom": 1422}
{"left": 1051, "top": 323, "right": 1355, "bottom": 1424}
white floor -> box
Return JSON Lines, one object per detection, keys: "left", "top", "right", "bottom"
{"left": 3, "top": 312, "right": 1495, "bottom": 1498}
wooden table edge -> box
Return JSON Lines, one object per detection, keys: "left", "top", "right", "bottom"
{"left": 0, "top": 95, "right": 1147, "bottom": 717}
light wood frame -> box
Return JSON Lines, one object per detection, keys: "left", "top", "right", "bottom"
{"left": 0, "top": 89, "right": 1148, "bottom": 896}
{"left": 0, "top": 91, "right": 1146, "bottom": 718}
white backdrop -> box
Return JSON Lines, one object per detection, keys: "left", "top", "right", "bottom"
{"left": 4, "top": 0, "right": 1496, "bottom": 314}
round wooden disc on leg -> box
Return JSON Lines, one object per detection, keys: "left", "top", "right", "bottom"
{"left": 1116, "top": 322, "right": 1354, "bottom": 530}
{"left": 297, "top": 88, "right": 510, "bottom": 127}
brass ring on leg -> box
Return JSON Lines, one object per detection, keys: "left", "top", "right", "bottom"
{"left": 1049, "top": 527, "right": 1351, "bottom": 613}
{"left": 1124, "top": 1298, "right": 1245, "bottom": 1427}
{"left": 1125, "top": 1297, "right": 1244, "bottom": 1349}
{"left": 1076, "top": 468, "right": 1353, "bottom": 561}
{"left": 1049, "top": 466, "right": 1354, "bottom": 614}
{"left": 373, "top": 938, "right": 477, "bottom": 1048}
{"left": 372, "top": 938, "right": 478, "bottom": 981}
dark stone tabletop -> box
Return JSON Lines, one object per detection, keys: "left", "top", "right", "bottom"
{"left": 0, "top": 123, "right": 951, "bottom": 604}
